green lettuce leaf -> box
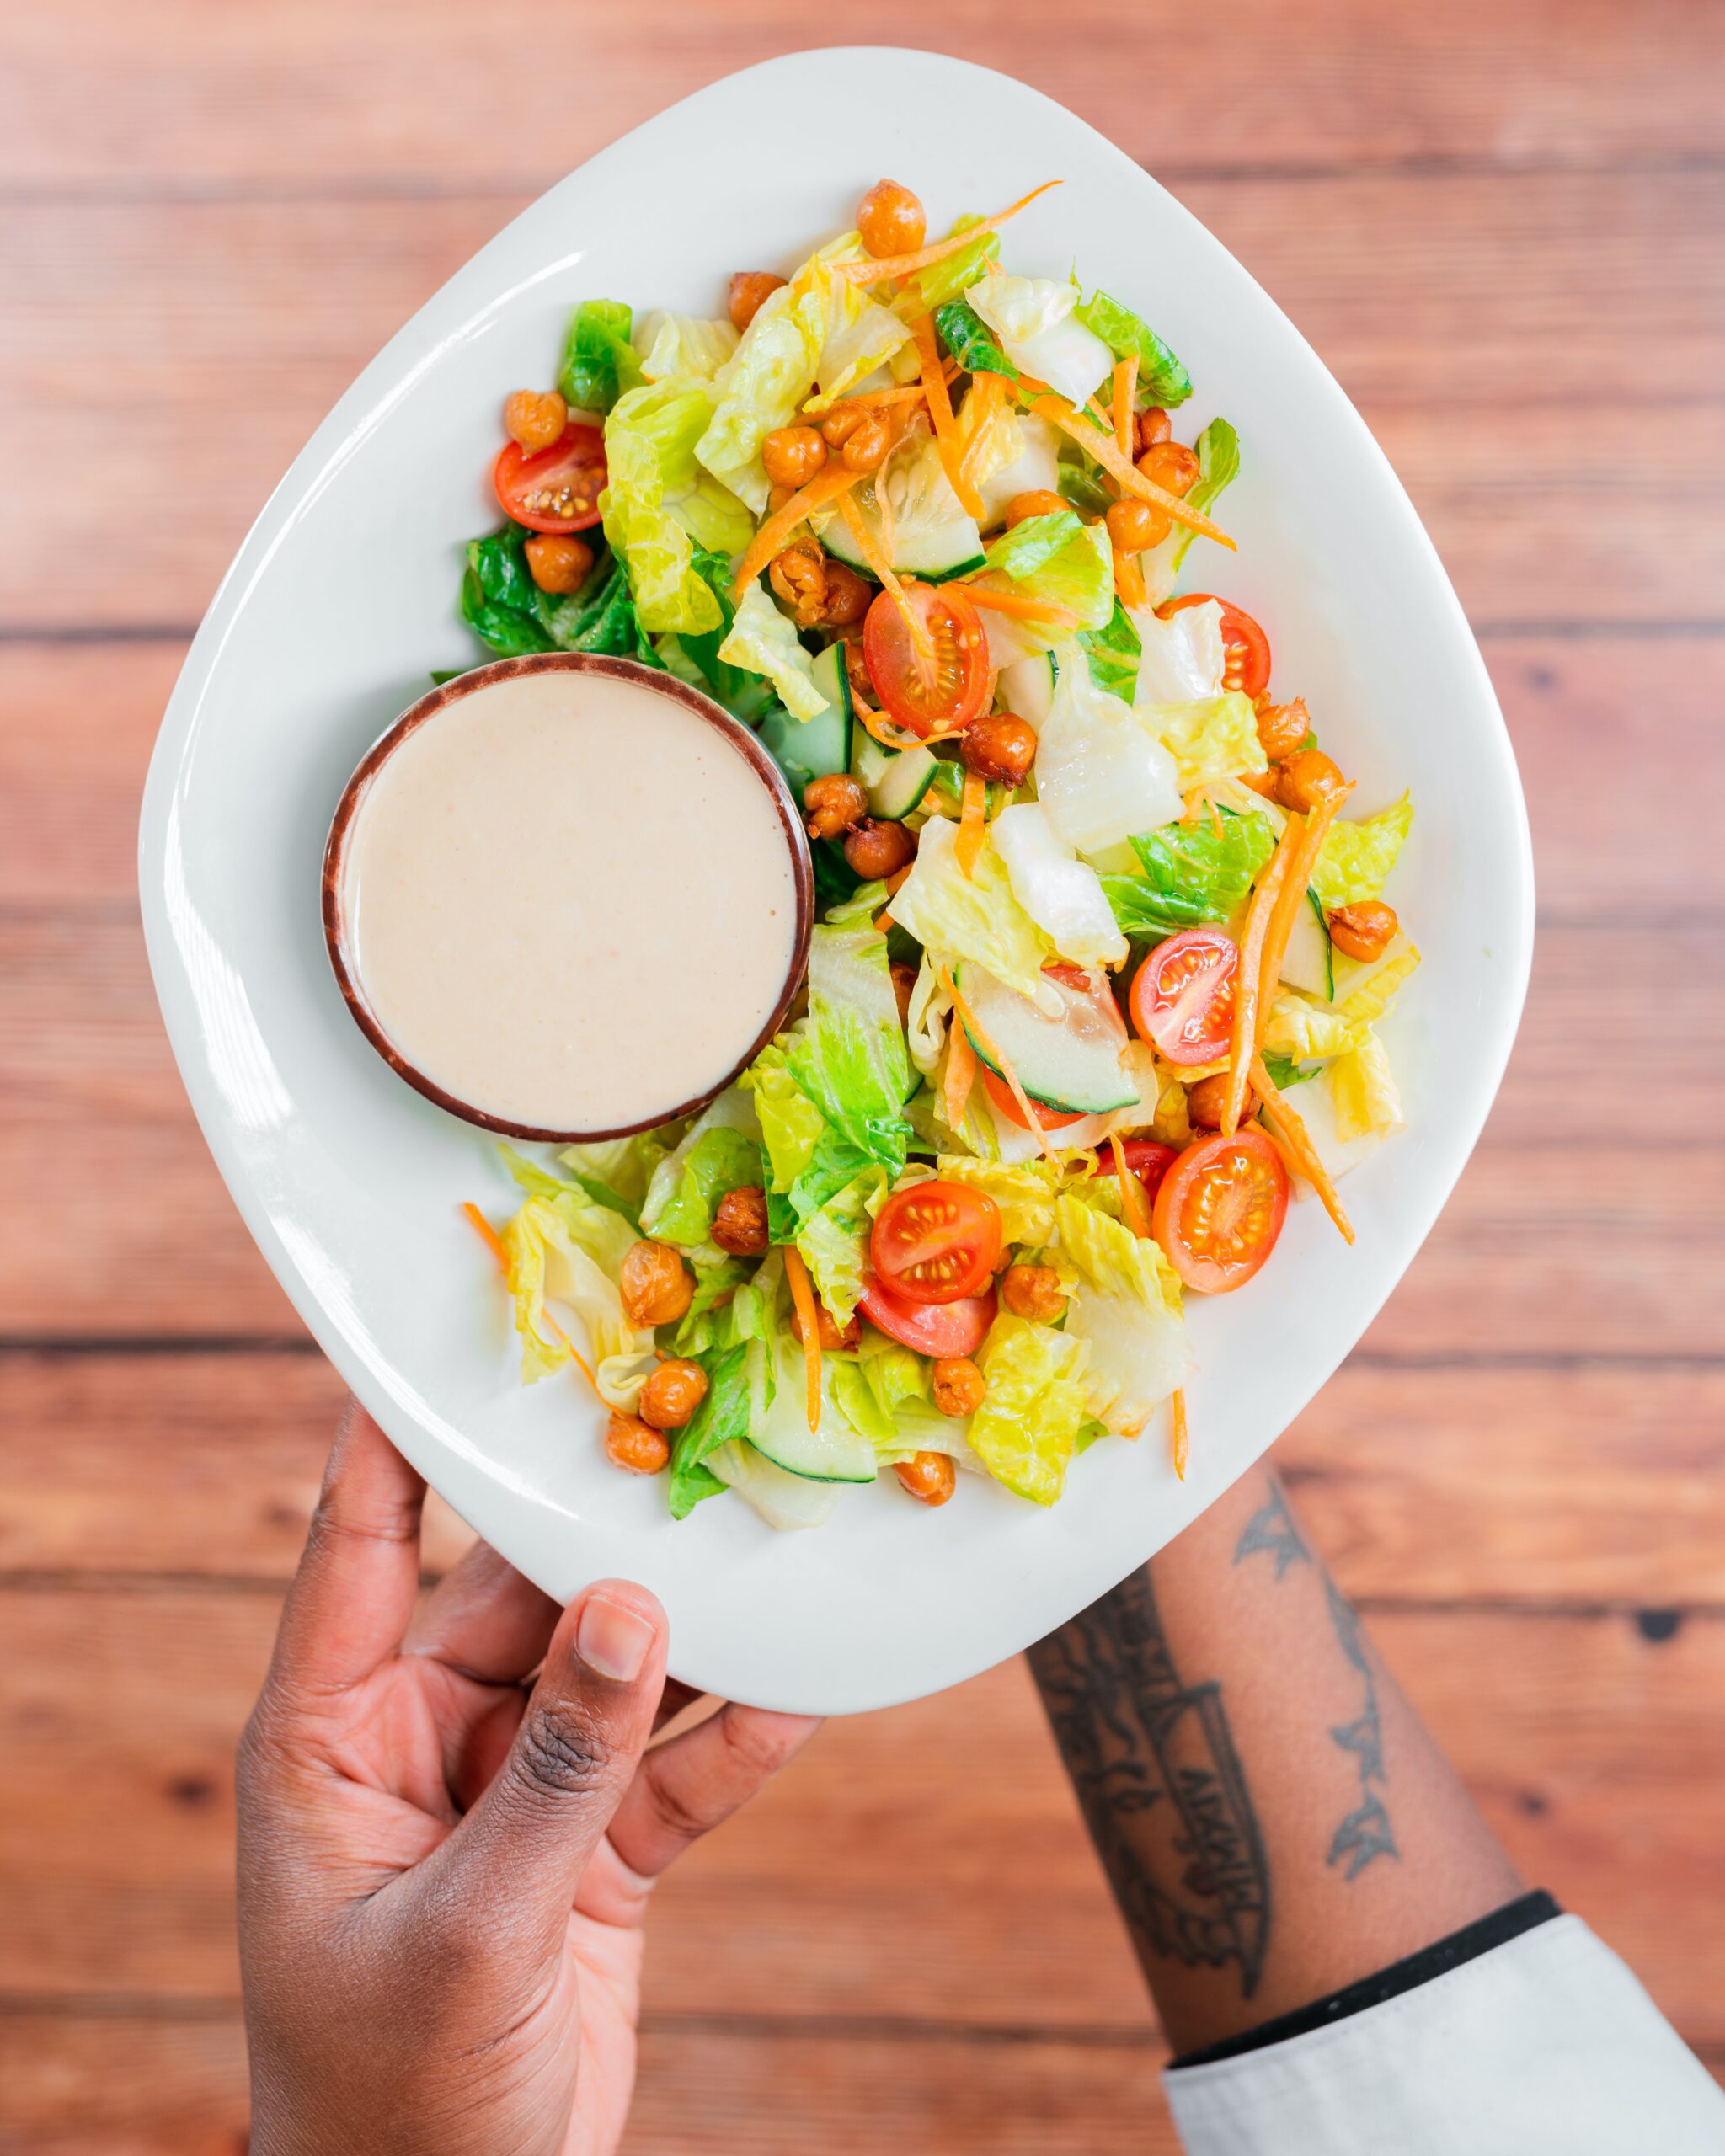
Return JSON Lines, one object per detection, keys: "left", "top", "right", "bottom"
{"left": 668, "top": 1342, "right": 749, "bottom": 1518}
{"left": 1148, "top": 691, "right": 1268, "bottom": 791}
{"left": 1171, "top": 417, "right": 1241, "bottom": 570}
{"left": 1076, "top": 289, "right": 1192, "bottom": 407}
{"left": 1331, "top": 1028, "right": 1403, "bottom": 1141}
{"left": 461, "top": 527, "right": 556, "bottom": 656}
{"left": 934, "top": 298, "right": 1018, "bottom": 379}
{"left": 668, "top": 548, "right": 776, "bottom": 722}
{"left": 1312, "top": 795, "right": 1414, "bottom": 906}
{"left": 795, "top": 1166, "right": 889, "bottom": 1322}
{"left": 716, "top": 579, "right": 830, "bottom": 721}
{"left": 559, "top": 298, "right": 644, "bottom": 415}
{"left": 884, "top": 814, "right": 1055, "bottom": 1008}
{"left": 969, "top": 1314, "right": 1090, "bottom": 1505}
{"left": 695, "top": 246, "right": 836, "bottom": 513}
{"left": 784, "top": 921, "right": 912, "bottom": 1172}
{"left": 985, "top": 510, "right": 1085, "bottom": 580}
{"left": 601, "top": 381, "right": 754, "bottom": 633}
{"left": 641, "top": 1127, "right": 764, "bottom": 1248}
{"left": 1103, "top": 809, "right": 1279, "bottom": 937}
{"left": 742, "top": 1042, "right": 827, "bottom": 1195}
{"left": 499, "top": 1192, "right": 650, "bottom": 1399}
{"left": 499, "top": 1139, "right": 643, "bottom": 1229}
{"left": 533, "top": 552, "right": 657, "bottom": 662}
{"left": 906, "top": 213, "right": 1000, "bottom": 311}
{"left": 1080, "top": 598, "right": 1141, "bottom": 701}
{"left": 977, "top": 520, "right": 1114, "bottom": 641}
{"left": 1053, "top": 1195, "right": 1191, "bottom": 1438}
{"left": 670, "top": 1259, "right": 750, "bottom": 1358}
{"left": 634, "top": 311, "right": 739, "bottom": 384}
{"left": 859, "top": 1327, "right": 932, "bottom": 1427}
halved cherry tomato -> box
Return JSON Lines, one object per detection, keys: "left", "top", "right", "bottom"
{"left": 1117, "top": 1137, "right": 1178, "bottom": 1203}
{"left": 980, "top": 1066, "right": 1087, "bottom": 1132}
{"left": 1159, "top": 593, "right": 1271, "bottom": 699}
{"left": 862, "top": 580, "right": 991, "bottom": 739}
{"left": 858, "top": 1276, "right": 996, "bottom": 1358}
{"left": 1130, "top": 929, "right": 1239, "bottom": 1066}
{"left": 1152, "top": 1129, "right": 1289, "bottom": 1293}
{"left": 494, "top": 423, "right": 606, "bottom": 534}
{"left": 871, "top": 1179, "right": 1002, "bottom": 1305}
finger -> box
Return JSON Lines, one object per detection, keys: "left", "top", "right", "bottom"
{"left": 431, "top": 1580, "right": 667, "bottom": 1934}
{"left": 403, "top": 1536, "right": 561, "bottom": 1684}
{"left": 269, "top": 1403, "right": 425, "bottom": 1702}
{"left": 653, "top": 1677, "right": 702, "bottom": 1734}
{"left": 605, "top": 1702, "right": 820, "bottom": 1884}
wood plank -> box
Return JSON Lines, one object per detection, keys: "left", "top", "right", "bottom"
{"left": 3, "top": 0, "right": 1721, "bottom": 189}
{"left": 3, "top": 1590, "right": 1724, "bottom": 2050}
{"left": 6, "top": 1352, "right": 1725, "bottom": 1610}
{"left": 3, "top": 178, "right": 1722, "bottom": 632}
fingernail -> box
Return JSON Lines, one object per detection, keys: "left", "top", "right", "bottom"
{"left": 576, "top": 1594, "right": 654, "bottom": 1684}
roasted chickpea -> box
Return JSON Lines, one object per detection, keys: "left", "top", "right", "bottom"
{"left": 1005, "top": 488, "right": 1071, "bottom": 527}
{"left": 1137, "top": 406, "right": 1172, "bottom": 452}
{"left": 1137, "top": 440, "right": 1200, "bottom": 498}
{"left": 804, "top": 771, "right": 868, "bottom": 841}
{"left": 840, "top": 409, "right": 894, "bottom": 473}
{"left": 503, "top": 388, "right": 568, "bottom": 453}
{"left": 1187, "top": 1071, "right": 1248, "bottom": 1131}
{"left": 932, "top": 1356, "right": 986, "bottom": 1418}
{"left": 728, "top": 270, "right": 784, "bottom": 333}
{"left": 1001, "top": 1262, "right": 1067, "bottom": 1322}
{"left": 820, "top": 561, "right": 872, "bottom": 627}
{"left": 789, "top": 1299, "right": 860, "bottom": 1353}
{"left": 524, "top": 533, "right": 593, "bottom": 595}
{"left": 1255, "top": 695, "right": 1311, "bottom": 764}
{"left": 1105, "top": 497, "right": 1167, "bottom": 554}
{"left": 605, "top": 1410, "right": 670, "bottom": 1476}
{"left": 619, "top": 1239, "right": 694, "bottom": 1329}
{"left": 769, "top": 538, "right": 830, "bottom": 629}
{"left": 857, "top": 179, "right": 926, "bottom": 259}
{"left": 1327, "top": 900, "right": 1400, "bottom": 963}
{"left": 761, "top": 424, "right": 828, "bottom": 490}
{"left": 845, "top": 817, "right": 916, "bottom": 879}
{"left": 895, "top": 1451, "right": 957, "bottom": 1505}
{"left": 1278, "top": 748, "right": 1348, "bottom": 815}
{"left": 889, "top": 959, "right": 917, "bottom": 1029}
{"left": 712, "top": 1184, "right": 771, "bottom": 1257}
{"left": 959, "top": 710, "right": 1038, "bottom": 787}
{"left": 638, "top": 1358, "right": 709, "bottom": 1433}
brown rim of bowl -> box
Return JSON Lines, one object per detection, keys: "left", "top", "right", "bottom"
{"left": 322, "top": 650, "right": 815, "bottom": 1144}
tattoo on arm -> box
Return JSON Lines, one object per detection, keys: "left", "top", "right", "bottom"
{"left": 1028, "top": 1567, "right": 1271, "bottom": 1997}
{"left": 1234, "top": 1477, "right": 1399, "bottom": 1881}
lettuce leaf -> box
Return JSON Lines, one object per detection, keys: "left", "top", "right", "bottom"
{"left": 1312, "top": 795, "right": 1414, "bottom": 906}
{"left": 934, "top": 298, "right": 1017, "bottom": 380}
{"left": 930, "top": 1155, "right": 1069, "bottom": 1249}
{"left": 906, "top": 214, "right": 1000, "bottom": 311}
{"left": 1080, "top": 598, "right": 1141, "bottom": 701}
{"left": 784, "top": 921, "right": 913, "bottom": 1171}
{"left": 969, "top": 1314, "right": 1090, "bottom": 1504}
{"left": 972, "top": 408, "right": 1063, "bottom": 531}
{"left": 499, "top": 1139, "right": 643, "bottom": 1231}
{"left": 795, "top": 1166, "right": 889, "bottom": 1322}
{"left": 1075, "top": 289, "right": 1192, "bottom": 407}
{"left": 601, "top": 382, "right": 747, "bottom": 633}
{"left": 742, "top": 1042, "right": 827, "bottom": 1194}
{"left": 669, "top": 1258, "right": 750, "bottom": 1358}
{"left": 1102, "top": 809, "right": 1278, "bottom": 937}
{"left": 716, "top": 579, "right": 830, "bottom": 721}
{"left": 990, "top": 801, "right": 1128, "bottom": 968}
{"left": 558, "top": 298, "right": 644, "bottom": 415}
{"left": 1053, "top": 1195, "right": 1192, "bottom": 1436}
{"left": 633, "top": 311, "right": 738, "bottom": 385}
{"left": 859, "top": 1327, "right": 932, "bottom": 1425}
{"left": 641, "top": 1126, "right": 764, "bottom": 1248}
{"left": 1171, "top": 417, "right": 1241, "bottom": 571}
{"left": 1130, "top": 598, "right": 1225, "bottom": 703}
{"left": 463, "top": 526, "right": 659, "bottom": 662}
{"left": 669, "top": 547, "right": 776, "bottom": 722}
{"left": 1035, "top": 646, "right": 1183, "bottom": 857}
{"left": 1331, "top": 1027, "right": 1403, "bottom": 1142}
{"left": 499, "top": 1192, "right": 651, "bottom": 1401}
{"left": 668, "top": 1342, "right": 749, "bottom": 1518}
{"left": 1147, "top": 691, "right": 1269, "bottom": 791}
{"left": 977, "top": 520, "right": 1115, "bottom": 645}
{"left": 965, "top": 276, "right": 1114, "bottom": 408}
{"left": 641, "top": 1087, "right": 762, "bottom": 1241}
{"left": 884, "top": 814, "right": 1055, "bottom": 1009}
{"left": 985, "top": 510, "right": 1084, "bottom": 580}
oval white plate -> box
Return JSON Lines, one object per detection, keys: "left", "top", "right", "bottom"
{"left": 140, "top": 48, "right": 1533, "bottom": 1715}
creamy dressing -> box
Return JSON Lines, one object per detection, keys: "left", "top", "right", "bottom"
{"left": 340, "top": 669, "right": 798, "bottom": 1133}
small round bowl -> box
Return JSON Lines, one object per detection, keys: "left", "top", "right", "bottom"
{"left": 322, "top": 651, "right": 814, "bottom": 1143}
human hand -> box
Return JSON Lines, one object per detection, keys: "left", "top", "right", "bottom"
{"left": 238, "top": 1405, "right": 818, "bottom": 2156}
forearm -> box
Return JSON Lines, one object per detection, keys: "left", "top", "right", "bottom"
{"left": 1028, "top": 1468, "right": 1522, "bottom": 2056}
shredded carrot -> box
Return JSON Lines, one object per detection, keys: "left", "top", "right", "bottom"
{"left": 1086, "top": 392, "right": 1116, "bottom": 435}
{"left": 962, "top": 582, "right": 1081, "bottom": 627}
{"left": 1113, "top": 547, "right": 1147, "bottom": 611}
{"left": 1251, "top": 1052, "right": 1356, "bottom": 1245}
{"left": 731, "top": 464, "right": 861, "bottom": 600}
{"left": 833, "top": 181, "right": 1062, "bottom": 286}
{"left": 937, "top": 962, "right": 1060, "bottom": 1165}
{"left": 943, "top": 1010, "right": 977, "bottom": 1132}
{"left": 956, "top": 370, "right": 1007, "bottom": 494}
{"left": 908, "top": 311, "right": 986, "bottom": 521}
{"left": 835, "top": 489, "right": 913, "bottom": 619}
{"left": 1181, "top": 783, "right": 1225, "bottom": 838}
{"left": 1222, "top": 829, "right": 1295, "bottom": 1134}
{"left": 1111, "top": 356, "right": 1138, "bottom": 462}
{"left": 1108, "top": 1134, "right": 1154, "bottom": 1241}
{"left": 1254, "top": 785, "right": 1353, "bottom": 1049}
{"left": 462, "top": 1202, "right": 599, "bottom": 1395}
{"left": 1029, "top": 396, "right": 1236, "bottom": 549}
{"left": 782, "top": 1245, "right": 824, "bottom": 1433}
{"left": 956, "top": 767, "right": 989, "bottom": 877}
{"left": 803, "top": 382, "right": 929, "bottom": 414}
{"left": 1170, "top": 1389, "right": 1188, "bottom": 1481}
{"left": 853, "top": 692, "right": 934, "bottom": 752}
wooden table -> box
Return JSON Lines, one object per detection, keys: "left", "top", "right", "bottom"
{"left": 3, "top": 4, "right": 1723, "bottom": 2146}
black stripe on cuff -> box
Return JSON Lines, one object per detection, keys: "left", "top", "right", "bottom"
{"left": 1168, "top": 1889, "right": 1562, "bottom": 2071}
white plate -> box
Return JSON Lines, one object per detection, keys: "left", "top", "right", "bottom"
{"left": 139, "top": 47, "right": 1533, "bottom": 1716}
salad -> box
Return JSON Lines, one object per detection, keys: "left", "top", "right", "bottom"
{"left": 457, "top": 177, "right": 1418, "bottom": 1530}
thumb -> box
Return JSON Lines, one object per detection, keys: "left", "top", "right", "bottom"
{"left": 435, "top": 1580, "right": 668, "bottom": 1935}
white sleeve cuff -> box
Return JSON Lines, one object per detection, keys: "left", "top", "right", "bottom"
{"left": 1163, "top": 1915, "right": 1725, "bottom": 2155}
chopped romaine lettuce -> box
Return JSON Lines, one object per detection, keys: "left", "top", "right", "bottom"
{"left": 971, "top": 409, "right": 1063, "bottom": 530}
{"left": 990, "top": 802, "right": 1128, "bottom": 968}
{"left": 1130, "top": 597, "right": 1226, "bottom": 703}
{"left": 696, "top": 278, "right": 826, "bottom": 514}
{"left": 1075, "top": 289, "right": 1192, "bottom": 407}
{"left": 985, "top": 510, "right": 1085, "bottom": 580}
{"left": 499, "top": 1192, "right": 651, "bottom": 1406}
{"left": 976, "top": 522, "right": 1116, "bottom": 666}
{"left": 1035, "top": 644, "right": 1183, "bottom": 857}
{"left": 717, "top": 579, "right": 831, "bottom": 721}
{"left": 934, "top": 298, "right": 1018, "bottom": 380}
{"left": 783, "top": 921, "right": 912, "bottom": 1172}
{"left": 885, "top": 814, "right": 1056, "bottom": 1010}
{"left": 905, "top": 213, "right": 1000, "bottom": 311}
{"left": 969, "top": 1315, "right": 1090, "bottom": 1504}
{"left": 641, "top": 1126, "right": 764, "bottom": 1248}
{"left": 1053, "top": 1195, "right": 1191, "bottom": 1437}
{"left": 1312, "top": 795, "right": 1414, "bottom": 906}
{"left": 1102, "top": 809, "right": 1279, "bottom": 937}
{"left": 633, "top": 311, "right": 738, "bottom": 384}
{"left": 1171, "top": 417, "right": 1241, "bottom": 570}
{"left": 1079, "top": 599, "right": 1141, "bottom": 701}
{"left": 931, "top": 1155, "right": 1068, "bottom": 1249}
{"left": 1331, "top": 1027, "right": 1402, "bottom": 1141}
{"left": 556, "top": 1130, "right": 670, "bottom": 1219}
{"left": 601, "top": 382, "right": 751, "bottom": 633}
{"left": 742, "top": 1041, "right": 827, "bottom": 1195}
{"left": 558, "top": 298, "right": 644, "bottom": 415}
{"left": 668, "top": 1342, "right": 749, "bottom": 1518}
{"left": 965, "top": 276, "right": 1114, "bottom": 408}
{"left": 796, "top": 1166, "right": 889, "bottom": 1322}
{"left": 1147, "top": 691, "right": 1269, "bottom": 791}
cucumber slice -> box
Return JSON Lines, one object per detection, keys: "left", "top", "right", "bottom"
{"left": 748, "top": 1344, "right": 878, "bottom": 1484}
{"left": 954, "top": 964, "right": 1137, "bottom": 1115}
{"left": 852, "top": 734, "right": 938, "bottom": 819}
{"left": 821, "top": 436, "right": 985, "bottom": 581}
{"left": 999, "top": 651, "right": 1057, "bottom": 728}
{"left": 756, "top": 643, "right": 852, "bottom": 787}
{"left": 1279, "top": 889, "right": 1334, "bottom": 1000}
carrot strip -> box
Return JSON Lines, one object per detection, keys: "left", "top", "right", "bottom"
{"left": 852, "top": 691, "right": 924, "bottom": 751}
{"left": 1113, "top": 547, "right": 1147, "bottom": 611}
{"left": 1108, "top": 1135, "right": 1154, "bottom": 1241}
{"left": 1254, "top": 786, "right": 1354, "bottom": 1049}
{"left": 1170, "top": 1389, "right": 1188, "bottom": 1481}
{"left": 1112, "top": 356, "right": 1138, "bottom": 462}
{"left": 1029, "top": 395, "right": 1236, "bottom": 549}
{"left": 937, "top": 962, "right": 1060, "bottom": 1165}
{"left": 731, "top": 464, "right": 861, "bottom": 600}
{"left": 833, "top": 181, "right": 1062, "bottom": 286}
{"left": 463, "top": 1203, "right": 599, "bottom": 1395}
{"left": 782, "top": 1245, "right": 824, "bottom": 1433}
{"left": 956, "top": 371, "right": 1007, "bottom": 494}
{"left": 802, "top": 382, "right": 929, "bottom": 414}
{"left": 943, "top": 1010, "right": 977, "bottom": 1133}
{"left": 956, "top": 768, "right": 989, "bottom": 877}
{"left": 963, "top": 583, "right": 1081, "bottom": 627}
{"left": 1251, "top": 1053, "right": 1356, "bottom": 1245}
{"left": 1221, "top": 830, "right": 1296, "bottom": 1134}
{"left": 909, "top": 312, "right": 985, "bottom": 520}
